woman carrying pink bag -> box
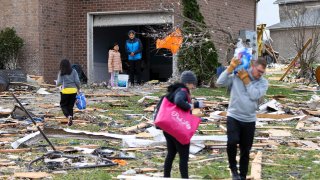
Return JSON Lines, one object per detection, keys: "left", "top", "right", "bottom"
{"left": 156, "top": 71, "right": 203, "bottom": 179}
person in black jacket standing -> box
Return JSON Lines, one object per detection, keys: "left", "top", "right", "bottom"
{"left": 162, "top": 71, "right": 201, "bottom": 179}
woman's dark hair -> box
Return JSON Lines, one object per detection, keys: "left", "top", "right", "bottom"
{"left": 60, "top": 59, "right": 73, "bottom": 76}
{"left": 109, "top": 42, "right": 119, "bottom": 50}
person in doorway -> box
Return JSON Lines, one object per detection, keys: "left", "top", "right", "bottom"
{"left": 125, "top": 30, "right": 143, "bottom": 86}
{"left": 56, "top": 59, "right": 81, "bottom": 126}
{"left": 108, "top": 42, "right": 122, "bottom": 87}
{"left": 216, "top": 57, "right": 268, "bottom": 180}
{"left": 161, "top": 71, "right": 202, "bottom": 179}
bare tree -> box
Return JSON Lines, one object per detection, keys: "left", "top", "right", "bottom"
{"left": 141, "top": 1, "right": 236, "bottom": 84}
{"left": 285, "top": 5, "right": 320, "bottom": 78}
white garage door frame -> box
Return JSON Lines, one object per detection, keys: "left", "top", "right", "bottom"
{"left": 87, "top": 10, "right": 174, "bottom": 83}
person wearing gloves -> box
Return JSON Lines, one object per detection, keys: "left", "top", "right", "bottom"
{"left": 56, "top": 59, "right": 81, "bottom": 126}
{"left": 161, "top": 71, "right": 203, "bottom": 179}
{"left": 216, "top": 57, "right": 268, "bottom": 180}
{"left": 125, "top": 30, "right": 143, "bottom": 86}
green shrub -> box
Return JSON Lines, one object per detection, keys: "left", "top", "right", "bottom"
{"left": 178, "top": 0, "right": 219, "bottom": 85}
{"left": 0, "top": 27, "right": 24, "bottom": 69}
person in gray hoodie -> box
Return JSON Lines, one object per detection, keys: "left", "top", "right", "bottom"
{"left": 216, "top": 57, "right": 268, "bottom": 180}
{"left": 56, "top": 59, "right": 81, "bottom": 126}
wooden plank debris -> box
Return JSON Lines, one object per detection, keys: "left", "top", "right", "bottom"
{"left": 0, "top": 159, "right": 16, "bottom": 166}
{"left": 257, "top": 126, "right": 293, "bottom": 129}
{"left": 266, "top": 129, "right": 292, "bottom": 137}
{"left": 251, "top": 151, "right": 262, "bottom": 180}
{"left": 217, "top": 111, "right": 302, "bottom": 120}
{"left": 122, "top": 122, "right": 152, "bottom": 133}
{"left": 192, "top": 108, "right": 204, "bottom": 117}
{"left": 144, "top": 105, "right": 156, "bottom": 112}
{"left": 117, "top": 175, "right": 187, "bottom": 180}
{"left": 14, "top": 172, "right": 51, "bottom": 179}
{"left": 0, "top": 123, "right": 19, "bottom": 128}
{"left": 279, "top": 38, "right": 312, "bottom": 81}
{"left": 296, "top": 121, "right": 305, "bottom": 130}
{"left": 189, "top": 157, "right": 225, "bottom": 164}
{"left": 86, "top": 93, "right": 137, "bottom": 97}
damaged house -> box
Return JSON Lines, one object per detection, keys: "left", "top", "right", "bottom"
{"left": 0, "top": 0, "right": 258, "bottom": 83}
{"left": 269, "top": 0, "right": 320, "bottom": 61}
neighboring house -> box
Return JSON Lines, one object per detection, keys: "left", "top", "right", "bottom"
{"left": 0, "top": 0, "right": 258, "bottom": 83}
{"left": 269, "top": 0, "right": 320, "bottom": 61}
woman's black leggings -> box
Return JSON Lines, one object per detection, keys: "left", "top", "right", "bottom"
{"left": 163, "top": 132, "right": 190, "bottom": 179}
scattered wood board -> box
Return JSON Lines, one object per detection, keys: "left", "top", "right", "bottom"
{"left": 296, "top": 121, "right": 305, "bottom": 130}
{"left": 257, "top": 126, "right": 293, "bottom": 129}
{"left": 192, "top": 108, "right": 205, "bottom": 117}
{"left": 86, "top": 93, "right": 136, "bottom": 97}
{"left": 0, "top": 137, "right": 14, "bottom": 142}
{"left": 14, "top": 172, "right": 51, "bottom": 179}
{"left": 136, "top": 132, "right": 153, "bottom": 138}
{"left": 217, "top": 111, "right": 300, "bottom": 120}
{"left": 0, "top": 123, "right": 19, "bottom": 128}
{"left": 0, "top": 159, "right": 15, "bottom": 166}
{"left": 304, "top": 110, "right": 320, "bottom": 116}
{"left": 268, "top": 77, "right": 281, "bottom": 81}
{"left": 251, "top": 151, "right": 262, "bottom": 180}
{"left": 45, "top": 118, "right": 89, "bottom": 124}
{"left": 0, "top": 148, "right": 35, "bottom": 153}
{"left": 121, "top": 146, "right": 166, "bottom": 151}
{"left": 122, "top": 122, "right": 151, "bottom": 133}
{"left": 189, "top": 157, "right": 225, "bottom": 164}
{"left": 279, "top": 38, "right": 312, "bottom": 81}
{"left": 135, "top": 168, "right": 159, "bottom": 173}
{"left": 265, "top": 129, "right": 291, "bottom": 137}
{"left": 117, "top": 175, "right": 187, "bottom": 180}
{"left": 300, "top": 140, "right": 319, "bottom": 150}
{"left": 38, "top": 104, "right": 56, "bottom": 109}
{"left": 206, "top": 143, "right": 270, "bottom": 148}
{"left": 144, "top": 105, "right": 156, "bottom": 112}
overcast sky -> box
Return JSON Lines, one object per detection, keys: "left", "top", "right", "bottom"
{"left": 257, "top": 0, "right": 280, "bottom": 27}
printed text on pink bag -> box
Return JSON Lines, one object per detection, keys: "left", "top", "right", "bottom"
{"left": 171, "top": 111, "right": 191, "bottom": 129}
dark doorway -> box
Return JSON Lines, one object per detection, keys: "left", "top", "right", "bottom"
{"left": 93, "top": 25, "right": 172, "bottom": 83}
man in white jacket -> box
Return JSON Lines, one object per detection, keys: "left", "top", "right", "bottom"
{"left": 216, "top": 57, "right": 268, "bottom": 180}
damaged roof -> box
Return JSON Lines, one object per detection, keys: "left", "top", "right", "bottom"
{"left": 268, "top": 7, "right": 320, "bottom": 30}
{"left": 274, "top": 0, "right": 320, "bottom": 5}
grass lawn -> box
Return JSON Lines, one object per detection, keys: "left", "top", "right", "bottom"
{"left": 49, "top": 78, "right": 320, "bottom": 179}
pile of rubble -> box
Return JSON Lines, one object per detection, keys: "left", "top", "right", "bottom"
{"left": 0, "top": 73, "right": 320, "bottom": 179}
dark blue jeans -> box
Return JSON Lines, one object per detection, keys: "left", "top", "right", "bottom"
{"left": 227, "top": 116, "right": 256, "bottom": 177}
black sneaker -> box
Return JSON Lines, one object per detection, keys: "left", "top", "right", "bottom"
{"left": 240, "top": 175, "right": 246, "bottom": 180}
{"left": 231, "top": 170, "right": 240, "bottom": 180}
{"left": 67, "top": 116, "right": 73, "bottom": 126}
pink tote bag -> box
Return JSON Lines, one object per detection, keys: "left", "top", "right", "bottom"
{"left": 154, "top": 90, "right": 201, "bottom": 145}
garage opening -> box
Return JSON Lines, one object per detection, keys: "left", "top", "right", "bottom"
{"left": 89, "top": 11, "right": 174, "bottom": 83}
{"left": 93, "top": 25, "right": 172, "bottom": 83}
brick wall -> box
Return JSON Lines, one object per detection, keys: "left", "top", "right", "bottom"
{"left": 67, "top": 0, "right": 180, "bottom": 83}
{"left": 0, "top": 0, "right": 43, "bottom": 75}
{"left": 198, "top": 0, "right": 256, "bottom": 64}
{"left": 1, "top": 0, "right": 256, "bottom": 82}
{"left": 38, "top": 0, "right": 73, "bottom": 83}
